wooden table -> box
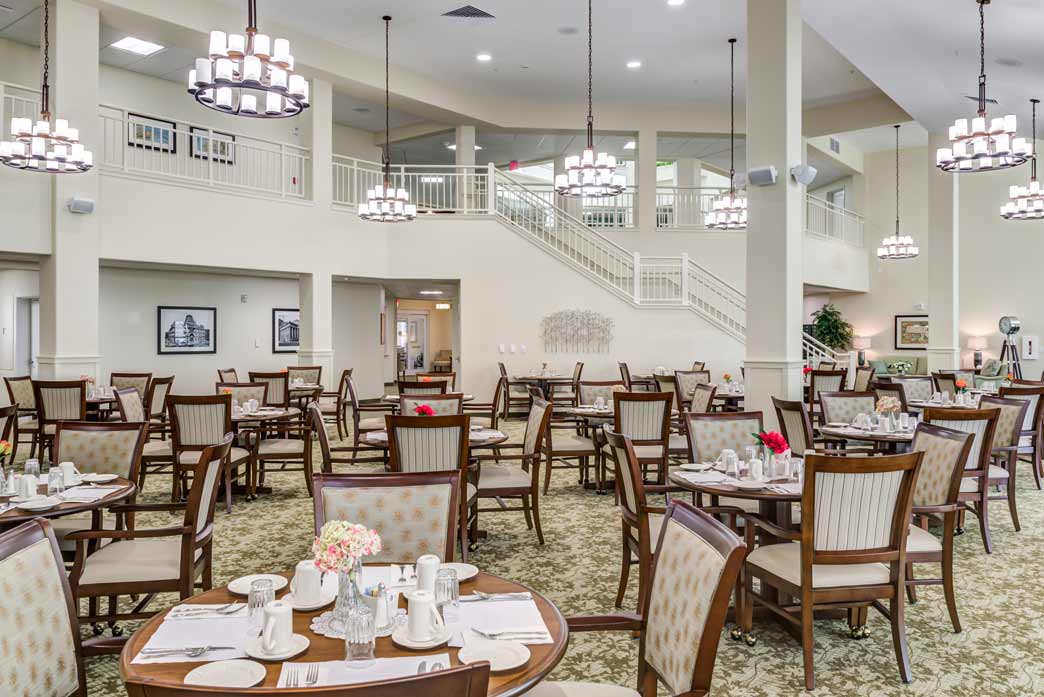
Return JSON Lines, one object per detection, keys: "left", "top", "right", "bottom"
{"left": 383, "top": 394, "right": 475, "bottom": 404}
{"left": 232, "top": 408, "right": 299, "bottom": 424}
{"left": 361, "top": 429, "right": 508, "bottom": 450}
{"left": 512, "top": 376, "right": 572, "bottom": 399}
{"left": 120, "top": 570, "right": 569, "bottom": 697}
{"left": 818, "top": 425, "right": 914, "bottom": 452}
{"left": 0, "top": 477, "right": 135, "bottom": 529}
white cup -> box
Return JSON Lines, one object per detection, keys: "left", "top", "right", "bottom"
{"left": 291, "top": 560, "right": 323, "bottom": 605}
{"left": 594, "top": 396, "right": 605, "bottom": 410}
{"left": 18, "top": 474, "right": 37, "bottom": 499}
{"left": 405, "top": 589, "right": 445, "bottom": 642}
{"left": 415, "top": 554, "right": 441, "bottom": 594}
{"left": 59, "top": 462, "right": 80, "bottom": 485}
{"left": 249, "top": 399, "right": 260, "bottom": 413}
{"left": 261, "top": 600, "right": 294, "bottom": 654}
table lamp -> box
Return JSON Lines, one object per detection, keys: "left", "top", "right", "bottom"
{"left": 968, "top": 336, "right": 987, "bottom": 369}
{"left": 852, "top": 336, "right": 871, "bottom": 366}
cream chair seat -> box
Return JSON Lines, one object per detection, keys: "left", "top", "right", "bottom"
{"left": 49, "top": 514, "right": 115, "bottom": 552}
{"left": 177, "top": 446, "right": 250, "bottom": 464}
{"left": 959, "top": 464, "right": 1009, "bottom": 492}
{"left": 358, "top": 416, "right": 386, "bottom": 430}
{"left": 466, "top": 482, "right": 477, "bottom": 501}
{"left": 143, "top": 440, "right": 172, "bottom": 457}
{"left": 625, "top": 512, "right": 663, "bottom": 548}
{"left": 906, "top": 525, "right": 943, "bottom": 553}
{"left": 630, "top": 434, "right": 688, "bottom": 459}
{"left": 478, "top": 466, "right": 531, "bottom": 489}
{"left": 257, "top": 438, "right": 306, "bottom": 456}
{"left": 468, "top": 415, "right": 494, "bottom": 429}
{"left": 552, "top": 433, "right": 596, "bottom": 452}
{"left": 745, "top": 542, "right": 890, "bottom": 588}
{"left": 527, "top": 683, "right": 639, "bottom": 697}
{"left": 78, "top": 539, "right": 203, "bottom": 585}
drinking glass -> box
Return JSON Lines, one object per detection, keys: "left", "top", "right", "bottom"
{"left": 434, "top": 568, "right": 460, "bottom": 624}
{"left": 24, "top": 458, "right": 40, "bottom": 478}
{"left": 344, "top": 605, "right": 376, "bottom": 667}
{"left": 791, "top": 458, "right": 804, "bottom": 486}
{"left": 744, "top": 446, "right": 758, "bottom": 466}
{"left": 720, "top": 450, "right": 739, "bottom": 478}
{"left": 247, "top": 578, "right": 275, "bottom": 636}
{"left": 899, "top": 412, "right": 910, "bottom": 430}
{"left": 47, "top": 467, "right": 64, "bottom": 496}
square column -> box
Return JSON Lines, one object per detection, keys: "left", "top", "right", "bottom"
{"left": 37, "top": 0, "right": 101, "bottom": 380}
{"left": 298, "top": 271, "right": 334, "bottom": 380}
{"left": 636, "top": 128, "right": 658, "bottom": 232}
{"left": 676, "top": 158, "right": 703, "bottom": 189}
{"left": 744, "top": 0, "right": 805, "bottom": 424}
{"left": 455, "top": 125, "right": 478, "bottom": 211}
{"left": 926, "top": 132, "right": 960, "bottom": 371}
{"left": 309, "top": 77, "right": 333, "bottom": 207}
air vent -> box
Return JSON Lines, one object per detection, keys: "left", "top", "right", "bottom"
{"left": 965, "top": 94, "right": 999, "bottom": 105}
{"left": 442, "top": 5, "right": 495, "bottom": 19}
{"left": 829, "top": 137, "right": 840, "bottom": 154}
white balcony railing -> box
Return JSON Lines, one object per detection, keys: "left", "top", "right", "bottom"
{"left": 519, "top": 183, "right": 636, "bottom": 228}
{"left": 331, "top": 156, "right": 490, "bottom": 215}
{"left": 97, "top": 105, "right": 310, "bottom": 200}
{"left": 805, "top": 194, "right": 864, "bottom": 247}
{"left": 655, "top": 186, "right": 730, "bottom": 229}
{"left": 0, "top": 81, "right": 40, "bottom": 129}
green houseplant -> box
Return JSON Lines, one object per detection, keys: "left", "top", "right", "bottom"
{"left": 811, "top": 303, "right": 854, "bottom": 352}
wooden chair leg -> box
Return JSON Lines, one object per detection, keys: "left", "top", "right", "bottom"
{"left": 614, "top": 528, "right": 630, "bottom": 609}
{"left": 542, "top": 454, "right": 553, "bottom": 495}
{"left": 223, "top": 461, "right": 233, "bottom": 514}
{"left": 905, "top": 563, "right": 917, "bottom": 603}
{"left": 977, "top": 494, "right": 993, "bottom": 554}
{"left": 530, "top": 490, "right": 545, "bottom": 545}
{"left": 1031, "top": 446, "right": 1042, "bottom": 490}
{"left": 459, "top": 501, "right": 469, "bottom": 563}
{"left": 801, "top": 597, "right": 816, "bottom": 691}
{"left": 889, "top": 595, "right": 913, "bottom": 684}
{"left": 521, "top": 494, "right": 534, "bottom": 530}
{"left": 1006, "top": 453, "right": 1020, "bottom": 531}
{"left": 942, "top": 530, "right": 961, "bottom": 633}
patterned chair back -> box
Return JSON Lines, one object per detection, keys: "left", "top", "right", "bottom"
{"left": 110, "top": 373, "right": 151, "bottom": 398}
{"left": 978, "top": 396, "right": 1029, "bottom": 450}
{"left": 653, "top": 375, "right": 678, "bottom": 410}
{"left": 146, "top": 376, "right": 174, "bottom": 419}
{"left": 809, "top": 370, "right": 847, "bottom": 413}
{"left": 683, "top": 411, "right": 764, "bottom": 464}
{"left": 893, "top": 376, "right": 934, "bottom": 403}
{"left": 114, "top": 387, "right": 147, "bottom": 423}
{"left": 248, "top": 372, "right": 288, "bottom": 407}
{"left": 818, "top": 359, "right": 837, "bottom": 370}
{"left": 387, "top": 414, "right": 469, "bottom": 474}
{"left": 910, "top": 423, "right": 974, "bottom": 508}
{"left": 613, "top": 392, "right": 671, "bottom": 443}
{"left": 674, "top": 370, "right": 711, "bottom": 408}
{"left": 0, "top": 520, "right": 86, "bottom": 697}
{"left": 571, "top": 361, "right": 584, "bottom": 383}
{"left": 618, "top": 362, "right": 634, "bottom": 389}
{"left": 602, "top": 429, "right": 646, "bottom": 525}
{"left": 34, "top": 380, "right": 86, "bottom": 425}
{"left": 215, "top": 382, "right": 268, "bottom": 406}
{"left": 922, "top": 407, "right": 999, "bottom": 472}
{"left": 773, "top": 398, "right": 813, "bottom": 455}
{"left": 337, "top": 369, "right": 353, "bottom": 403}
{"left": 690, "top": 383, "right": 717, "bottom": 414}
{"left": 524, "top": 399, "right": 552, "bottom": 458}
{"left": 217, "top": 368, "right": 238, "bottom": 382}
{"left": 54, "top": 422, "right": 146, "bottom": 480}
{"left": 691, "top": 360, "right": 706, "bottom": 371}
{"left": 641, "top": 502, "right": 745, "bottom": 697}
{"left": 168, "top": 395, "right": 232, "bottom": 450}
{"left": 819, "top": 392, "right": 876, "bottom": 425}
{"left": 184, "top": 435, "right": 233, "bottom": 538}
{"left": 872, "top": 381, "right": 908, "bottom": 413}
{"left": 577, "top": 380, "right": 624, "bottom": 407}
{"left": 287, "top": 366, "right": 322, "bottom": 387}
{"left": 400, "top": 394, "right": 464, "bottom": 416}
{"left": 932, "top": 372, "right": 958, "bottom": 396}
{"left": 4, "top": 375, "right": 35, "bottom": 411}
{"left": 398, "top": 380, "right": 449, "bottom": 396}
{"left": 415, "top": 372, "right": 456, "bottom": 390}
{"left": 313, "top": 472, "right": 460, "bottom": 563}
{"left": 853, "top": 366, "right": 875, "bottom": 392}
{"left": 1000, "top": 384, "right": 1044, "bottom": 434}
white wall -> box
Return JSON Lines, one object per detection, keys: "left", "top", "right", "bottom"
{"left": 333, "top": 124, "right": 382, "bottom": 162}
{"left": 0, "top": 270, "right": 39, "bottom": 388}
{"left": 332, "top": 282, "right": 384, "bottom": 400}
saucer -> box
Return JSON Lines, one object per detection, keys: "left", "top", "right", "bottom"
{"left": 184, "top": 660, "right": 266, "bottom": 688}
{"left": 227, "top": 574, "right": 288, "bottom": 596}
{"left": 441, "top": 562, "right": 479, "bottom": 582}
{"left": 285, "top": 589, "right": 336, "bottom": 612}
{"left": 18, "top": 498, "right": 59, "bottom": 511}
{"left": 10, "top": 495, "right": 41, "bottom": 504}
{"left": 391, "top": 625, "right": 450, "bottom": 650}
{"left": 732, "top": 480, "right": 768, "bottom": 490}
{"left": 459, "top": 638, "right": 530, "bottom": 672}
{"left": 244, "top": 634, "right": 309, "bottom": 661}
{"left": 679, "top": 463, "right": 712, "bottom": 472}
{"left": 80, "top": 473, "right": 118, "bottom": 483}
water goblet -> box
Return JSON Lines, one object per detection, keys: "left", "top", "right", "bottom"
{"left": 47, "top": 467, "right": 64, "bottom": 496}
{"left": 24, "top": 458, "right": 40, "bottom": 478}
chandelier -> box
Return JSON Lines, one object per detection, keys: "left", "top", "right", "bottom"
{"left": 187, "top": 0, "right": 309, "bottom": 118}
{"left": 706, "top": 38, "right": 747, "bottom": 230}
{"left": 1001, "top": 99, "right": 1044, "bottom": 220}
{"left": 878, "top": 125, "right": 919, "bottom": 260}
{"left": 0, "top": 0, "right": 92, "bottom": 173}
{"left": 553, "top": 0, "right": 625, "bottom": 198}
{"left": 936, "top": 0, "right": 1029, "bottom": 173}
{"left": 358, "top": 16, "right": 416, "bottom": 223}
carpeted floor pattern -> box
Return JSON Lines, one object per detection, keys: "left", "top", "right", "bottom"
{"left": 63, "top": 415, "right": 1044, "bottom": 696}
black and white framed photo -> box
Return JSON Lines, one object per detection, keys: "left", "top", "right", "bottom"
{"left": 190, "top": 126, "right": 235, "bottom": 164}
{"left": 157, "top": 306, "right": 216, "bottom": 354}
{"left": 127, "top": 113, "right": 177, "bottom": 153}
{"left": 272, "top": 308, "right": 300, "bottom": 353}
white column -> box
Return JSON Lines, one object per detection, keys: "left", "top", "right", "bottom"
{"left": 926, "top": 132, "right": 960, "bottom": 371}
{"left": 309, "top": 77, "right": 333, "bottom": 207}
{"left": 298, "top": 272, "right": 334, "bottom": 381}
{"left": 37, "top": 0, "right": 101, "bottom": 380}
{"left": 456, "top": 125, "right": 476, "bottom": 211}
{"left": 743, "top": 0, "right": 805, "bottom": 424}
{"left": 676, "top": 158, "right": 703, "bottom": 188}
{"left": 636, "top": 127, "right": 658, "bottom": 232}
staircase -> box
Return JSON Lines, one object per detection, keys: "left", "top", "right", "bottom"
{"left": 492, "top": 171, "right": 849, "bottom": 365}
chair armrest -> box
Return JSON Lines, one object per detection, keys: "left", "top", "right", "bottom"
{"left": 462, "top": 403, "right": 495, "bottom": 410}
{"left": 565, "top": 613, "right": 642, "bottom": 633}
{"left": 471, "top": 452, "right": 538, "bottom": 463}
{"left": 358, "top": 404, "right": 395, "bottom": 412}
{"left": 644, "top": 505, "right": 668, "bottom": 515}
{"left": 65, "top": 525, "right": 191, "bottom": 542}
{"left": 912, "top": 504, "right": 959, "bottom": 514}
{"left": 108, "top": 502, "right": 186, "bottom": 514}
{"left": 741, "top": 512, "right": 800, "bottom": 542}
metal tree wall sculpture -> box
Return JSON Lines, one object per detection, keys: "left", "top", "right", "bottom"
{"left": 540, "top": 309, "right": 614, "bottom": 354}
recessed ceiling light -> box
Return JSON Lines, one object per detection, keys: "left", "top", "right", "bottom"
{"left": 446, "top": 143, "right": 483, "bottom": 151}
{"left": 626, "top": 60, "right": 642, "bottom": 69}
{"left": 667, "top": 0, "right": 685, "bottom": 5}
{"left": 623, "top": 141, "right": 636, "bottom": 150}
{"left": 476, "top": 53, "right": 492, "bottom": 62}
{"left": 110, "top": 36, "right": 165, "bottom": 57}
{"left": 419, "top": 290, "right": 444, "bottom": 296}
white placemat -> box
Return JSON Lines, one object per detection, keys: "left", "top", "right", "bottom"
{"left": 132, "top": 611, "right": 253, "bottom": 664}
{"left": 58, "top": 485, "right": 127, "bottom": 503}
{"left": 676, "top": 471, "right": 735, "bottom": 485}
{"left": 447, "top": 598, "right": 552, "bottom": 646}
{"left": 277, "top": 654, "right": 452, "bottom": 688}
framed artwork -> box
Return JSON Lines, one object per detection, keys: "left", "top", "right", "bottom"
{"left": 894, "top": 315, "right": 929, "bottom": 350}
{"left": 128, "top": 113, "right": 177, "bottom": 153}
{"left": 272, "top": 308, "right": 300, "bottom": 353}
{"left": 157, "top": 306, "right": 215, "bottom": 354}
{"left": 1023, "top": 334, "right": 1039, "bottom": 360}
{"left": 190, "top": 126, "right": 235, "bottom": 164}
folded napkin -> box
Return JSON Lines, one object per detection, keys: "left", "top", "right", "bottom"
{"left": 278, "top": 654, "right": 452, "bottom": 688}
{"left": 132, "top": 613, "right": 253, "bottom": 664}
{"left": 448, "top": 598, "right": 552, "bottom": 646}
{"left": 59, "top": 485, "right": 127, "bottom": 503}
{"left": 676, "top": 471, "right": 734, "bottom": 485}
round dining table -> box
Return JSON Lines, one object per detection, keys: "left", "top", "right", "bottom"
{"left": 383, "top": 394, "right": 476, "bottom": 404}
{"left": 361, "top": 429, "right": 508, "bottom": 450}
{"left": 120, "top": 570, "right": 569, "bottom": 697}
{"left": 817, "top": 424, "right": 914, "bottom": 452}
{"left": 0, "top": 476, "right": 136, "bottom": 529}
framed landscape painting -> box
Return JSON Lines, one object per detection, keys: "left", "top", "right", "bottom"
{"left": 273, "top": 308, "right": 300, "bottom": 353}
{"left": 190, "top": 126, "right": 235, "bottom": 164}
{"left": 894, "top": 315, "right": 929, "bottom": 350}
{"left": 128, "top": 113, "right": 177, "bottom": 153}
{"left": 158, "top": 306, "right": 216, "bottom": 354}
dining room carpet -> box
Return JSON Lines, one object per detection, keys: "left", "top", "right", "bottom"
{"left": 66, "top": 415, "right": 1044, "bottom": 697}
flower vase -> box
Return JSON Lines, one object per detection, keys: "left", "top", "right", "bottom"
{"left": 772, "top": 449, "right": 792, "bottom": 479}
{"left": 888, "top": 411, "right": 898, "bottom": 433}
{"left": 329, "top": 558, "right": 363, "bottom": 634}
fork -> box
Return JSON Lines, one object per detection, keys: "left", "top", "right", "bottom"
{"left": 140, "top": 645, "right": 236, "bottom": 657}
{"left": 171, "top": 602, "right": 241, "bottom": 616}
{"left": 285, "top": 667, "right": 299, "bottom": 688}
{"left": 470, "top": 628, "right": 549, "bottom": 641}
{"left": 306, "top": 663, "right": 320, "bottom": 686}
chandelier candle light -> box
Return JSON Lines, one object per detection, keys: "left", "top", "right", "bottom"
{"left": 553, "top": 0, "right": 625, "bottom": 198}
{"left": 936, "top": 0, "right": 1030, "bottom": 173}
{"left": 0, "top": 0, "right": 92, "bottom": 173}
{"left": 877, "top": 125, "right": 919, "bottom": 260}
{"left": 706, "top": 38, "right": 747, "bottom": 230}
{"left": 188, "top": 0, "right": 309, "bottom": 118}
{"left": 1001, "top": 99, "right": 1044, "bottom": 220}
{"left": 358, "top": 16, "right": 416, "bottom": 222}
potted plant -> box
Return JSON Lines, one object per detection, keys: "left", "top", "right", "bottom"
{"left": 810, "top": 303, "right": 854, "bottom": 352}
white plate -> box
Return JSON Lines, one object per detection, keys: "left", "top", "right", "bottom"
{"left": 441, "top": 562, "right": 479, "bottom": 582}
{"left": 244, "top": 634, "right": 309, "bottom": 661}
{"left": 284, "top": 589, "right": 337, "bottom": 612}
{"left": 825, "top": 422, "right": 849, "bottom": 427}
{"left": 184, "top": 660, "right": 266, "bottom": 688}
{"left": 80, "top": 473, "right": 118, "bottom": 483}
{"left": 459, "top": 639, "right": 530, "bottom": 672}
{"left": 10, "top": 495, "right": 42, "bottom": 504}
{"left": 679, "top": 463, "right": 712, "bottom": 472}
{"left": 391, "top": 625, "right": 450, "bottom": 650}
{"left": 18, "top": 498, "right": 58, "bottom": 511}
{"left": 732, "top": 480, "right": 768, "bottom": 490}
{"left": 227, "top": 574, "right": 288, "bottom": 596}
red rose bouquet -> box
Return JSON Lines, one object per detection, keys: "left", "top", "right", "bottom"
{"left": 753, "top": 430, "right": 789, "bottom": 455}
{"left": 414, "top": 404, "right": 435, "bottom": 416}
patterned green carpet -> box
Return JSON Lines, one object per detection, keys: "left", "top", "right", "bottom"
{"left": 75, "top": 417, "right": 1044, "bottom": 696}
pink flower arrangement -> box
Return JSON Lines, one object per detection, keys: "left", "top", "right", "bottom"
{"left": 954, "top": 379, "right": 968, "bottom": 394}
{"left": 415, "top": 404, "right": 435, "bottom": 416}
{"left": 753, "top": 431, "right": 789, "bottom": 455}
{"left": 312, "top": 521, "right": 382, "bottom": 573}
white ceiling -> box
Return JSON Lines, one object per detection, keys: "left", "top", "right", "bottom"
{"left": 837, "top": 121, "right": 929, "bottom": 155}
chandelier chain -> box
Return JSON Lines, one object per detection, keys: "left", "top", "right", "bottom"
{"left": 586, "top": 0, "right": 593, "bottom": 145}
{"left": 1033, "top": 99, "right": 1039, "bottom": 180}
{"left": 247, "top": 0, "right": 257, "bottom": 31}
{"left": 729, "top": 38, "right": 736, "bottom": 194}
{"left": 41, "top": 0, "right": 50, "bottom": 117}
{"left": 895, "top": 124, "right": 900, "bottom": 234}
{"left": 979, "top": 0, "right": 985, "bottom": 78}
{"left": 384, "top": 16, "right": 391, "bottom": 174}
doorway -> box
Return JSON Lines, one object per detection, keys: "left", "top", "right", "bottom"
{"left": 15, "top": 298, "right": 39, "bottom": 378}
{"left": 396, "top": 311, "right": 428, "bottom": 375}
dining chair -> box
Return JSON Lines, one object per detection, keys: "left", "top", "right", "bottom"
{"left": 904, "top": 423, "right": 974, "bottom": 632}
{"left": 216, "top": 368, "right": 239, "bottom": 382}
{"left": 498, "top": 362, "right": 530, "bottom": 419}
{"left": 619, "top": 362, "right": 655, "bottom": 392}
{"left": 474, "top": 396, "right": 554, "bottom": 545}
{"left": 773, "top": 397, "right": 816, "bottom": 456}
{"left": 807, "top": 369, "right": 847, "bottom": 422}
{"left": 386, "top": 414, "right": 475, "bottom": 561}
{"left": 115, "top": 388, "right": 175, "bottom": 495}
{"left": 577, "top": 379, "right": 626, "bottom": 407}
{"left": 922, "top": 406, "right": 1000, "bottom": 553}
{"left": 931, "top": 372, "right": 966, "bottom": 397}
{"left": 344, "top": 373, "right": 394, "bottom": 463}
{"left": 817, "top": 358, "right": 838, "bottom": 370}
{"left": 692, "top": 360, "right": 707, "bottom": 371}
{"left": 541, "top": 403, "right": 600, "bottom": 494}
{"left": 674, "top": 370, "right": 712, "bottom": 411}
{"left": 682, "top": 411, "right": 765, "bottom": 516}
{"left": 398, "top": 379, "right": 449, "bottom": 395}
{"left": 976, "top": 395, "right": 1029, "bottom": 535}
{"left": 872, "top": 380, "right": 909, "bottom": 413}
{"left": 145, "top": 376, "right": 174, "bottom": 438}
{"left": 548, "top": 361, "right": 584, "bottom": 407}
{"left": 819, "top": 391, "right": 878, "bottom": 451}
{"left": 318, "top": 368, "right": 353, "bottom": 440}
{"left": 215, "top": 381, "right": 268, "bottom": 406}
{"left": 652, "top": 374, "right": 679, "bottom": 413}
{"left": 287, "top": 365, "right": 323, "bottom": 410}
{"left": 33, "top": 379, "right": 87, "bottom": 462}
{"left": 110, "top": 372, "right": 151, "bottom": 399}
{"left": 892, "top": 375, "right": 934, "bottom": 404}
{"left": 853, "top": 365, "right": 875, "bottom": 392}
{"left": 4, "top": 375, "right": 37, "bottom": 459}
{"left": 603, "top": 391, "right": 676, "bottom": 488}
{"left": 415, "top": 371, "right": 456, "bottom": 390}
{"left": 399, "top": 393, "right": 464, "bottom": 416}
{"left": 248, "top": 371, "right": 290, "bottom": 409}
{"left": 0, "top": 404, "right": 15, "bottom": 467}
{"left": 999, "top": 383, "right": 1044, "bottom": 489}
{"left": 248, "top": 403, "right": 315, "bottom": 497}
{"left": 461, "top": 376, "right": 505, "bottom": 430}
{"left": 690, "top": 383, "right": 718, "bottom": 414}
{"left": 313, "top": 471, "right": 461, "bottom": 563}
{"left": 308, "top": 402, "right": 386, "bottom": 472}
{"left": 0, "top": 519, "right": 87, "bottom": 696}
{"left": 739, "top": 451, "right": 923, "bottom": 690}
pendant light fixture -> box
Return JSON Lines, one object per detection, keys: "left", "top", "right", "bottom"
{"left": 553, "top": 0, "right": 625, "bottom": 198}
{"left": 877, "top": 125, "right": 919, "bottom": 260}
{"left": 936, "top": 0, "right": 1030, "bottom": 172}
{"left": 0, "top": 0, "right": 92, "bottom": 173}
{"left": 188, "top": 0, "right": 309, "bottom": 118}
{"left": 1001, "top": 99, "right": 1044, "bottom": 220}
{"left": 358, "top": 16, "right": 416, "bottom": 223}
{"left": 705, "top": 38, "right": 747, "bottom": 230}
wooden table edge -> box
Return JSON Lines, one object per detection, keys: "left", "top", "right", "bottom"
{"left": 0, "top": 478, "right": 136, "bottom": 526}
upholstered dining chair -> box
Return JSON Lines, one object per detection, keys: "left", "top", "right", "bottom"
{"left": 287, "top": 365, "right": 323, "bottom": 410}
{"left": 115, "top": 388, "right": 175, "bottom": 495}
{"left": 4, "top": 375, "right": 37, "bottom": 459}
{"left": 67, "top": 436, "right": 232, "bottom": 655}
{"left": 318, "top": 368, "right": 353, "bottom": 439}
{"left": 922, "top": 406, "right": 1000, "bottom": 553}
{"left": 690, "top": 383, "right": 718, "bottom": 414}
{"left": 248, "top": 371, "right": 290, "bottom": 409}
{"left": 398, "top": 379, "right": 449, "bottom": 396}
{"left": 498, "top": 362, "right": 531, "bottom": 419}
{"left": 217, "top": 368, "right": 238, "bottom": 382}
{"left": 872, "top": 380, "right": 909, "bottom": 414}
{"left": 817, "top": 358, "right": 837, "bottom": 370}
{"left": 0, "top": 519, "right": 87, "bottom": 696}
{"left": 577, "top": 379, "right": 626, "bottom": 407}
{"left": 33, "top": 379, "right": 87, "bottom": 462}
{"left": 999, "top": 383, "right": 1044, "bottom": 490}
{"left": 462, "top": 376, "right": 506, "bottom": 430}
{"left": 931, "top": 371, "right": 974, "bottom": 397}
{"left": 313, "top": 471, "right": 461, "bottom": 563}
{"left": 110, "top": 372, "right": 151, "bottom": 398}
{"left": 603, "top": 391, "right": 677, "bottom": 488}
{"left": 308, "top": 402, "right": 384, "bottom": 473}
{"left": 344, "top": 373, "right": 394, "bottom": 463}
{"left": 541, "top": 405, "right": 600, "bottom": 494}
{"left": 674, "top": 370, "right": 712, "bottom": 411}
{"left": 892, "top": 375, "right": 934, "bottom": 404}
{"left": 692, "top": 360, "right": 707, "bottom": 371}
{"left": 214, "top": 381, "right": 268, "bottom": 406}
{"left": 0, "top": 404, "right": 16, "bottom": 467}
{"left": 682, "top": 411, "right": 766, "bottom": 516}
{"left": 853, "top": 365, "right": 876, "bottom": 392}
{"left": 528, "top": 498, "right": 744, "bottom": 697}
{"left": 474, "top": 396, "right": 554, "bottom": 544}
{"left": 975, "top": 395, "right": 1029, "bottom": 536}
{"left": 252, "top": 410, "right": 316, "bottom": 497}
{"left": 145, "top": 376, "right": 174, "bottom": 438}
{"left": 386, "top": 414, "right": 475, "bottom": 561}
{"left": 773, "top": 397, "right": 816, "bottom": 456}
{"left": 807, "top": 369, "right": 847, "bottom": 421}
{"left": 739, "top": 451, "right": 923, "bottom": 690}
{"left": 399, "top": 393, "right": 464, "bottom": 416}
{"left": 167, "top": 394, "right": 253, "bottom": 511}
{"left": 819, "top": 391, "right": 877, "bottom": 450}
{"left": 415, "top": 371, "right": 456, "bottom": 391}
{"left": 550, "top": 361, "right": 584, "bottom": 407}
{"left": 619, "top": 362, "right": 655, "bottom": 392}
